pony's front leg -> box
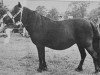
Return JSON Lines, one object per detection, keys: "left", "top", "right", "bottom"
{"left": 36, "top": 44, "right": 47, "bottom": 72}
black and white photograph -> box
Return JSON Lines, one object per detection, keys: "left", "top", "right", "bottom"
{"left": 0, "top": 0, "right": 99, "bottom": 75}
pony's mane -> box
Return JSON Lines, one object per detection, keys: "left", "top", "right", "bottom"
{"left": 23, "top": 7, "right": 55, "bottom": 22}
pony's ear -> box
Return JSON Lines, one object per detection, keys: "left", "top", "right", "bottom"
{"left": 18, "top": 2, "right": 22, "bottom": 8}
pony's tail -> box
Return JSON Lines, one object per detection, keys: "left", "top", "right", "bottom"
{"left": 90, "top": 21, "right": 100, "bottom": 52}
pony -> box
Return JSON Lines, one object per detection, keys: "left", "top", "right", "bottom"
{"left": 3, "top": 2, "right": 100, "bottom": 73}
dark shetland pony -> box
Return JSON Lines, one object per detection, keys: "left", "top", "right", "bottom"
{"left": 3, "top": 2, "right": 100, "bottom": 73}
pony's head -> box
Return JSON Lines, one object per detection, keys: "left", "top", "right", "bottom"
{"left": 11, "top": 2, "right": 23, "bottom": 23}
{"left": 12, "top": 2, "right": 22, "bottom": 15}
{"left": 1, "top": 2, "right": 23, "bottom": 27}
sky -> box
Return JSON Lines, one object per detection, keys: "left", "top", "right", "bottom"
{"left": 3, "top": 0, "right": 100, "bottom": 14}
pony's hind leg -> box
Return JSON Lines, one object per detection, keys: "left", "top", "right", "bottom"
{"left": 86, "top": 43, "right": 100, "bottom": 73}
{"left": 75, "top": 44, "right": 86, "bottom": 72}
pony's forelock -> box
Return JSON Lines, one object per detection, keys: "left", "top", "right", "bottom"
{"left": 18, "top": 2, "right": 22, "bottom": 8}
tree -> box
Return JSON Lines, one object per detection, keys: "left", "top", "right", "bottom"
{"left": 65, "top": 1, "right": 90, "bottom": 18}
{"left": 0, "top": 6, "right": 8, "bottom": 17}
{"left": 64, "top": 10, "right": 72, "bottom": 20}
{"left": 35, "top": 6, "right": 47, "bottom": 16}
{"left": 0, "top": 1, "right": 8, "bottom": 19}
{"left": 46, "top": 8, "right": 59, "bottom": 21}
{"left": 87, "top": 8, "right": 98, "bottom": 23}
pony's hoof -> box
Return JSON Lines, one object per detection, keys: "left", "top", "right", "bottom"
{"left": 75, "top": 68, "right": 83, "bottom": 72}
{"left": 37, "top": 68, "right": 42, "bottom": 72}
{"left": 93, "top": 70, "right": 100, "bottom": 74}
{"left": 93, "top": 68, "right": 100, "bottom": 74}
{"left": 93, "top": 71, "right": 99, "bottom": 74}
{"left": 37, "top": 67, "right": 48, "bottom": 72}
{"left": 42, "top": 67, "right": 48, "bottom": 71}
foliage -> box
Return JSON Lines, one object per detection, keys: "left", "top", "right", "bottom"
{"left": 36, "top": 6, "right": 60, "bottom": 21}
{"left": 87, "top": 7, "right": 100, "bottom": 23}
{"left": 64, "top": 11, "right": 72, "bottom": 20}
{"left": 64, "top": 1, "right": 90, "bottom": 19}
{"left": 35, "top": 6, "right": 47, "bottom": 16}
{"left": 0, "top": 2, "right": 8, "bottom": 19}
{"left": 46, "top": 8, "right": 59, "bottom": 21}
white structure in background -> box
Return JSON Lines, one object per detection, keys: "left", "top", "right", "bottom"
{"left": 68, "top": 16, "right": 73, "bottom": 19}
{"left": 58, "top": 16, "right": 64, "bottom": 21}
{"left": 0, "top": 18, "right": 13, "bottom": 44}
{"left": 4, "top": 28, "right": 13, "bottom": 44}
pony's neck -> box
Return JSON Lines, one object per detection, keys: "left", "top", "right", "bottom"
{"left": 22, "top": 7, "right": 36, "bottom": 26}
{"left": 22, "top": 7, "right": 42, "bottom": 29}
{"left": 22, "top": 7, "right": 42, "bottom": 34}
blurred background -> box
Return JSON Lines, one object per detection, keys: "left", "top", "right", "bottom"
{"left": 1, "top": 0, "right": 100, "bottom": 22}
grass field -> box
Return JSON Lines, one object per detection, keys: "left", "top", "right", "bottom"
{"left": 0, "top": 33, "right": 97, "bottom": 75}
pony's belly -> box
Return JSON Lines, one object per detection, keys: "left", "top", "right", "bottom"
{"left": 46, "top": 40, "right": 75, "bottom": 50}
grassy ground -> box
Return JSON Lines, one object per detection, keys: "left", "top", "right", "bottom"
{"left": 0, "top": 33, "right": 97, "bottom": 75}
